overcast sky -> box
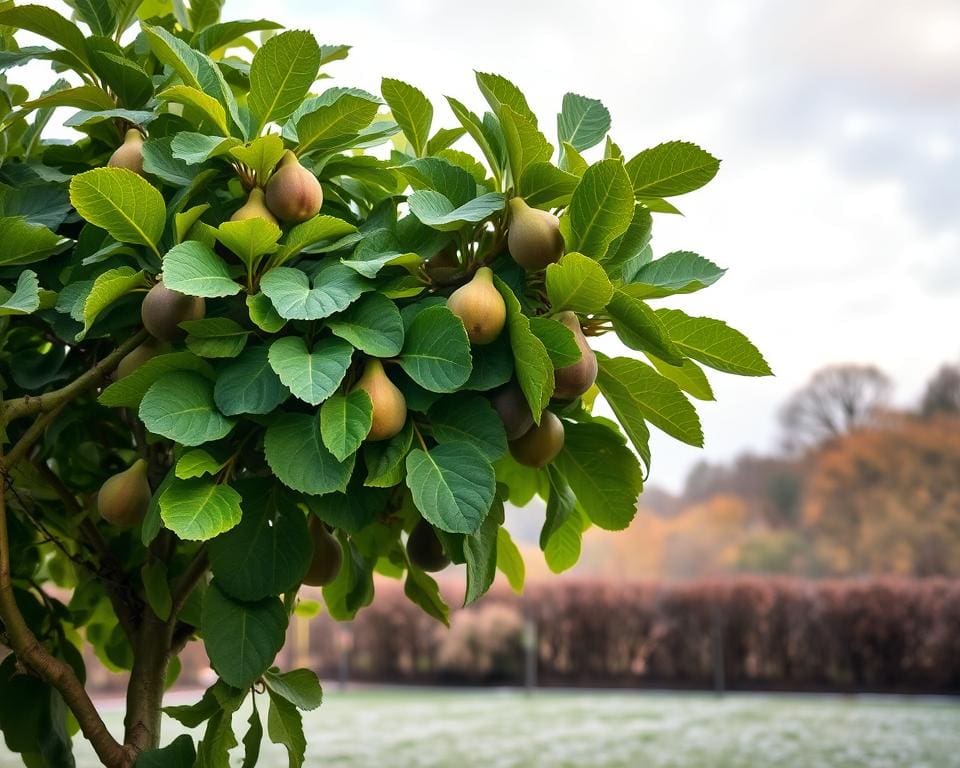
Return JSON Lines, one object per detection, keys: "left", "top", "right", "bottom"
{"left": 24, "top": 1, "right": 960, "bottom": 490}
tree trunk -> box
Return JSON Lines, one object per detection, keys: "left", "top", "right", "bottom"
{"left": 123, "top": 613, "right": 173, "bottom": 756}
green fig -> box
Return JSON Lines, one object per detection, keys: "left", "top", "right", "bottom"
{"left": 141, "top": 282, "right": 205, "bottom": 341}
{"left": 264, "top": 150, "right": 323, "bottom": 223}
{"left": 507, "top": 197, "right": 564, "bottom": 270}
{"left": 353, "top": 359, "right": 407, "bottom": 441}
{"left": 406, "top": 519, "right": 450, "bottom": 572}
{"left": 490, "top": 382, "right": 534, "bottom": 441}
{"left": 509, "top": 410, "right": 564, "bottom": 468}
{"left": 108, "top": 128, "right": 145, "bottom": 175}
{"left": 97, "top": 459, "right": 151, "bottom": 528}
{"left": 230, "top": 187, "right": 278, "bottom": 225}
{"left": 552, "top": 311, "right": 598, "bottom": 400}
{"left": 117, "top": 337, "right": 170, "bottom": 379}
{"left": 446, "top": 267, "right": 507, "bottom": 345}
{"left": 302, "top": 518, "right": 343, "bottom": 587}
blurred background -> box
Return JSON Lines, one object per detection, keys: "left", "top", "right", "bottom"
{"left": 5, "top": 0, "right": 960, "bottom": 766}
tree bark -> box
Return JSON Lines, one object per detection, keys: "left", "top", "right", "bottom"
{"left": 123, "top": 613, "right": 173, "bottom": 756}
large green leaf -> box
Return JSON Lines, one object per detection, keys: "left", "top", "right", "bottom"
{"left": 625, "top": 141, "right": 720, "bottom": 197}
{"left": 404, "top": 565, "right": 450, "bottom": 626}
{"left": 201, "top": 582, "right": 287, "bottom": 689}
{"left": 99, "top": 352, "right": 214, "bottom": 408}
{"left": 159, "top": 478, "right": 243, "bottom": 541}
{"left": 496, "top": 527, "right": 525, "bottom": 592}
{"left": 214, "top": 345, "right": 289, "bottom": 416}
{"left": 545, "top": 252, "right": 613, "bottom": 313}
{"left": 557, "top": 92, "right": 610, "bottom": 152}
{"left": 381, "top": 77, "right": 432, "bottom": 156}
{"left": 407, "top": 190, "right": 506, "bottom": 232}
{"left": 554, "top": 421, "right": 643, "bottom": 530}
{"left": 495, "top": 276, "right": 553, "bottom": 422}
{"left": 69, "top": 168, "right": 165, "bottom": 252}
{"left": 271, "top": 215, "right": 357, "bottom": 266}
{"left": 463, "top": 498, "right": 504, "bottom": 606}
{"left": 607, "top": 289, "right": 683, "bottom": 364}
{"left": 162, "top": 240, "right": 240, "bottom": 298}
{"left": 397, "top": 304, "right": 472, "bottom": 392}
{"left": 260, "top": 263, "right": 368, "bottom": 321}
{"left": 655, "top": 308, "right": 772, "bottom": 376}
{"left": 295, "top": 91, "right": 380, "bottom": 155}
{"left": 527, "top": 317, "right": 580, "bottom": 368}
{"left": 428, "top": 394, "right": 507, "bottom": 461}
{"left": 248, "top": 30, "right": 321, "bottom": 134}
{"left": 209, "top": 480, "right": 312, "bottom": 601}
{"left": 81, "top": 266, "right": 148, "bottom": 336}
{"left": 319, "top": 390, "right": 372, "bottom": 461}
{"left": 216, "top": 217, "right": 281, "bottom": 274}
{"left": 267, "top": 336, "right": 353, "bottom": 406}
{"left": 499, "top": 105, "right": 552, "bottom": 192}
{"left": 648, "top": 354, "right": 715, "bottom": 402}
{"left": 135, "top": 735, "right": 196, "bottom": 768}
{"left": 264, "top": 412, "right": 355, "bottom": 495}
{"left": 567, "top": 159, "right": 634, "bottom": 259}
{"left": 182, "top": 317, "right": 249, "bottom": 359}
{"left": 326, "top": 293, "right": 404, "bottom": 357}
{"left": 475, "top": 71, "right": 535, "bottom": 124}
{"left": 0, "top": 270, "right": 40, "bottom": 315}
{"left": 263, "top": 669, "right": 323, "bottom": 711}
{"left": 266, "top": 689, "right": 306, "bottom": 768}
{"left": 139, "top": 371, "right": 235, "bottom": 446}
{"left": 0, "top": 217, "right": 69, "bottom": 266}
{"left": 0, "top": 5, "right": 91, "bottom": 73}
{"left": 158, "top": 85, "right": 228, "bottom": 134}
{"left": 405, "top": 441, "right": 496, "bottom": 534}
{"left": 625, "top": 251, "right": 725, "bottom": 298}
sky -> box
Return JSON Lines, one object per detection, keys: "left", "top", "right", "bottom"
{"left": 20, "top": 0, "right": 960, "bottom": 491}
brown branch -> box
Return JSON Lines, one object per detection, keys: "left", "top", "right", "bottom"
{"left": 169, "top": 545, "right": 208, "bottom": 621}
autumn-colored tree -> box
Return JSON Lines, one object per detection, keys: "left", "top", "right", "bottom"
{"left": 921, "top": 364, "right": 960, "bottom": 418}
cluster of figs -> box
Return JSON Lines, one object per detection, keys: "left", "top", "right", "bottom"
{"left": 95, "top": 128, "right": 598, "bottom": 580}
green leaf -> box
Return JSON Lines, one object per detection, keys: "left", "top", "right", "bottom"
{"left": 91, "top": 49, "right": 152, "bottom": 108}
{"left": 0, "top": 5, "right": 91, "bottom": 73}
{"left": 398, "top": 157, "right": 475, "bottom": 205}
{"left": 407, "top": 190, "right": 506, "bottom": 231}
{"left": 495, "top": 276, "right": 553, "bottom": 422}
{"left": 607, "top": 289, "right": 683, "bottom": 364}
{"left": 519, "top": 162, "right": 579, "bottom": 208}
{"left": 263, "top": 669, "right": 323, "bottom": 711}
{"left": 0, "top": 217, "right": 69, "bottom": 266}
{"left": 320, "top": 390, "right": 372, "bottom": 461}
{"left": 193, "top": 19, "right": 283, "bottom": 54}
{"left": 647, "top": 354, "right": 715, "bottom": 402}
{"left": 475, "top": 72, "right": 535, "bottom": 124}
{"left": 625, "top": 141, "right": 720, "bottom": 197}
{"left": 266, "top": 688, "right": 306, "bottom": 768}
{"left": 202, "top": 582, "right": 287, "bottom": 689}
{"left": 247, "top": 292, "right": 286, "bottom": 333}
{"left": 268, "top": 336, "right": 353, "bottom": 406}
{"left": 567, "top": 159, "right": 634, "bottom": 259}
{"left": 428, "top": 394, "right": 507, "bottom": 461}
{"left": 260, "top": 263, "right": 368, "bottom": 321}
{"left": 209, "top": 480, "right": 312, "bottom": 601}
{"left": 404, "top": 566, "right": 449, "bottom": 626}
{"left": 141, "top": 560, "right": 172, "bottom": 621}
{"left": 140, "top": 371, "right": 235, "bottom": 446}
{"left": 248, "top": 30, "right": 321, "bottom": 134}
{"left": 176, "top": 449, "right": 225, "bottom": 480}
{"left": 446, "top": 96, "right": 501, "bottom": 178}
{"left": 405, "top": 441, "right": 496, "bottom": 534}
{"left": 0, "top": 270, "right": 40, "bottom": 315}
{"left": 68, "top": 0, "right": 117, "bottom": 36}
{"left": 141, "top": 137, "right": 196, "bottom": 186}
{"left": 527, "top": 316, "right": 580, "bottom": 368}
{"left": 214, "top": 345, "right": 289, "bottom": 416}
{"left": 603, "top": 204, "right": 652, "bottom": 274}
{"left": 463, "top": 498, "right": 504, "bottom": 605}
{"left": 135, "top": 734, "right": 196, "bottom": 768}
{"left": 541, "top": 471, "right": 583, "bottom": 573}
{"left": 229, "top": 135, "right": 285, "bottom": 180}
{"left": 596, "top": 355, "right": 702, "bottom": 447}
{"left": 240, "top": 708, "right": 262, "bottom": 768}
{"left": 554, "top": 421, "right": 643, "bottom": 530}
{"left": 464, "top": 333, "right": 513, "bottom": 391}
{"left": 81, "top": 266, "right": 148, "bottom": 336}
{"left": 272, "top": 215, "right": 357, "bottom": 266}
{"left": 364, "top": 421, "right": 413, "bottom": 487}
{"left": 496, "top": 527, "right": 525, "bottom": 592}
{"left": 264, "top": 413, "right": 355, "bottom": 495}
{"left": 326, "top": 292, "right": 404, "bottom": 357}
{"left": 158, "top": 85, "right": 228, "bottom": 134}
{"left": 162, "top": 241, "right": 240, "bottom": 298}
{"left": 215, "top": 218, "right": 281, "bottom": 274}
{"left": 159, "top": 478, "right": 243, "bottom": 541}
{"left": 545, "top": 252, "right": 613, "bottom": 313}
{"left": 655, "top": 308, "right": 772, "bottom": 376}
{"left": 182, "top": 317, "right": 249, "bottom": 359}
{"left": 381, "top": 77, "right": 432, "bottom": 156}
{"left": 397, "top": 304, "right": 472, "bottom": 392}
{"left": 499, "top": 105, "right": 552, "bottom": 192}
{"left": 295, "top": 92, "right": 380, "bottom": 155}
{"left": 322, "top": 533, "right": 374, "bottom": 620}
{"left": 340, "top": 228, "right": 419, "bottom": 278}
{"left": 171, "top": 132, "right": 239, "bottom": 164}
{"left": 99, "top": 352, "right": 214, "bottom": 408}
{"left": 69, "top": 168, "right": 165, "bottom": 253}
{"left": 625, "top": 251, "right": 726, "bottom": 298}
{"left": 557, "top": 92, "right": 610, "bottom": 152}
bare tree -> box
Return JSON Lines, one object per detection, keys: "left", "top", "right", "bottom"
{"left": 920, "top": 364, "right": 960, "bottom": 417}
{"left": 779, "top": 364, "right": 892, "bottom": 450}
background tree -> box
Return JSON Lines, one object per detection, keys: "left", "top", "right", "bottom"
{"left": 920, "top": 363, "right": 960, "bottom": 417}
{"left": 0, "top": 2, "right": 769, "bottom": 766}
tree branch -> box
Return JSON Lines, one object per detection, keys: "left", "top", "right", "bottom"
{"left": 169, "top": 545, "right": 208, "bottom": 621}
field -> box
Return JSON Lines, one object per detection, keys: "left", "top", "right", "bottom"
{"left": 2, "top": 689, "right": 959, "bottom": 767}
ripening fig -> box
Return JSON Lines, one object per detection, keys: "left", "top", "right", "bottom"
{"left": 230, "top": 187, "right": 278, "bottom": 225}
{"left": 97, "top": 459, "right": 151, "bottom": 528}
{"left": 108, "top": 129, "right": 145, "bottom": 175}
{"left": 302, "top": 518, "right": 343, "bottom": 587}
{"left": 264, "top": 150, "right": 323, "bottom": 223}
{"left": 141, "top": 282, "right": 205, "bottom": 341}
{"left": 507, "top": 197, "right": 564, "bottom": 270}
{"left": 406, "top": 519, "right": 450, "bottom": 572}
{"left": 446, "top": 267, "right": 506, "bottom": 345}
{"left": 509, "top": 410, "right": 565, "bottom": 468}
{"left": 490, "top": 382, "right": 534, "bottom": 441}
{"left": 552, "top": 311, "right": 598, "bottom": 400}
{"left": 117, "top": 338, "right": 170, "bottom": 379}
{"left": 353, "top": 359, "right": 407, "bottom": 441}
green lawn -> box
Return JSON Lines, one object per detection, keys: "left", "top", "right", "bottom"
{"left": 3, "top": 689, "right": 959, "bottom": 767}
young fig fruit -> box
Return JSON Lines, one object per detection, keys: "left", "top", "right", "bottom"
{"left": 108, "top": 128, "right": 145, "bottom": 175}
{"left": 141, "top": 282, "right": 205, "bottom": 341}
{"left": 230, "top": 187, "right": 278, "bottom": 225}
{"left": 446, "top": 267, "right": 507, "bottom": 345}
{"left": 117, "top": 337, "right": 170, "bottom": 379}
{"left": 353, "top": 359, "right": 407, "bottom": 441}
{"left": 406, "top": 519, "right": 450, "bottom": 572}
{"left": 507, "top": 197, "right": 564, "bottom": 270}
{"left": 552, "top": 311, "right": 598, "bottom": 400}
{"left": 264, "top": 150, "right": 323, "bottom": 223}
{"left": 490, "top": 382, "right": 534, "bottom": 441}
{"left": 97, "top": 459, "right": 151, "bottom": 528}
{"left": 302, "top": 518, "right": 343, "bottom": 587}
{"left": 509, "top": 410, "right": 565, "bottom": 468}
